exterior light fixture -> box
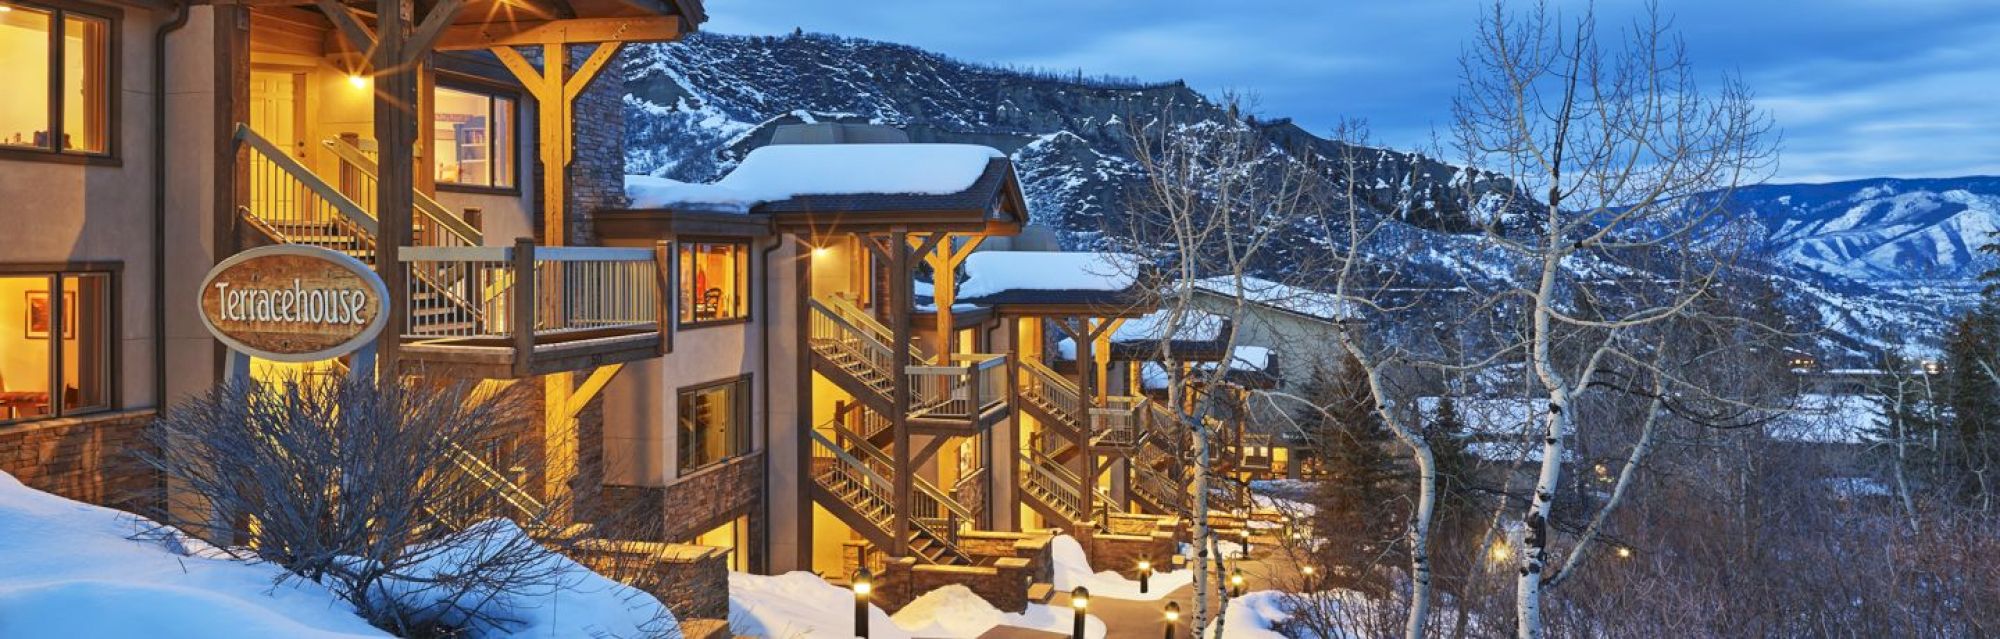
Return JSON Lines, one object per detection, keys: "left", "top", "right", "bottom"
{"left": 852, "top": 569, "right": 873, "bottom": 638}
{"left": 1616, "top": 546, "right": 1633, "bottom": 559}
{"left": 1138, "top": 558, "right": 1152, "bottom": 594}
{"left": 1489, "top": 538, "right": 1513, "bottom": 564}
{"left": 347, "top": 74, "right": 367, "bottom": 89}
{"left": 1070, "top": 587, "right": 1090, "bottom": 639}
{"left": 1164, "top": 601, "right": 1181, "bottom": 639}
{"left": 812, "top": 245, "right": 830, "bottom": 258}
{"left": 1230, "top": 567, "right": 1245, "bottom": 597}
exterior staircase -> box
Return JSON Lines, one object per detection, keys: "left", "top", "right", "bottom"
{"left": 808, "top": 427, "right": 975, "bottom": 565}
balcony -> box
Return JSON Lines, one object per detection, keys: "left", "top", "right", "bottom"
{"left": 907, "top": 353, "right": 1010, "bottom": 433}
{"left": 396, "top": 242, "right": 667, "bottom": 377}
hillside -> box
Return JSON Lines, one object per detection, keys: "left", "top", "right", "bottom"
{"left": 617, "top": 32, "right": 1995, "bottom": 363}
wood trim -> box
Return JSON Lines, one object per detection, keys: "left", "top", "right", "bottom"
{"left": 433, "top": 16, "right": 683, "bottom": 50}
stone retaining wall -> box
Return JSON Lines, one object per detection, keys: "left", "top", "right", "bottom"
{"left": 0, "top": 410, "right": 161, "bottom": 514}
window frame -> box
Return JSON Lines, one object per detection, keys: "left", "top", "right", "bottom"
{"left": 677, "top": 238, "right": 753, "bottom": 329}
{"left": 0, "top": 0, "right": 120, "bottom": 166}
{"left": 674, "top": 374, "right": 753, "bottom": 477}
{"left": 0, "top": 262, "right": 120, "bottom": 426}
{"left": 430, "top": 75, "right": 521, "bottom": 195}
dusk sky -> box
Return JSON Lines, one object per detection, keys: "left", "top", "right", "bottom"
{"left": 705, "top": 0, "right": 2000, "bottom": 184}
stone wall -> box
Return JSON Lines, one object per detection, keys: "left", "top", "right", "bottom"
{"left": 877, "top": 556, "right": 1037, "bottom": 614}
{"left": 0, "top": 410, "right": 161, "bottom": 514}
{"left": 598, "top": 453, "right": 764, "bottom": 553}
{"left": 564, "top": 538, "right": 731, "bottom": 620}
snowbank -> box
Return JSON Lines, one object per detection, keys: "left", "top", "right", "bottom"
{"left": 0, "top": 472, "right": 673, "bottom": 639}
{"left": 0, "top": 471, "right": 389, "bottom": 639}
{"left": 958, "top": 251, "right": 1140, "bottom": 299}
{"left": 1207, "top": 590, "right": 1294, "bottom": 639}
{"left": 729, "top": 571, "right": 1101, "bottom": 639}
{"left": 367, "top": 519, "right": 677, "bottom": 638}
{"left": 625, "top": 143, "right": 1003, "bottom": 211}
{"left": 1050, "top": 535, "right": 1194, "bottom": 601}
{"left": 1767, "top": 394, "right": 1880, "bottom": 444}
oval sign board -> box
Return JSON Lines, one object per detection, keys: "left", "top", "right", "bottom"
{"left": 198, "top": 245, "right": 389, "bottom": 362}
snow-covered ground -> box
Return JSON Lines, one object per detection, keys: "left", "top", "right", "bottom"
{"left": 0, "top": 471, "right": 388, "bottom": 638}
{"left": 0, "top": 471, "right": 675, "bottom": 639}
{"left": 1049, "top": 535, "right": 1193, "bottom": 601}
{"left": 728, "top": 570, "right": 1103, "bottom": 638}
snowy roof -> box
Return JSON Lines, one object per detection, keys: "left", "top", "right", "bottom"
{"left": 1189, "top": 276, "right": 1352, "bottom": 322}
{"left": 957, "top": 251, "right": 1143, "bottom": 301}
{"left": 624, "top": 143, "right": 1007, "bottom": 213}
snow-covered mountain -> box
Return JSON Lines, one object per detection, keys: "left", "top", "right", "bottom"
{"left": 1721, "top": 177, "right": 2000, "bottom": 282}
{"left": 617, "top": 32, "right": 1993, "bottom": 363}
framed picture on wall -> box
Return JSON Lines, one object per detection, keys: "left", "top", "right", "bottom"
{"left": 24, "top": 291, "right": 75, "bottom": 340}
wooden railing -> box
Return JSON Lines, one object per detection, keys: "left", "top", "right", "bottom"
{"left": 397, "top": 244, "right": 664, "bottom": 342}
{"left": 236, "top": 123, "right": 377, "bottom": 258}
{"left": 828, "top": 420, "right": 977, "bottom": 526}
{"left": 323, "top": 135, "right": 481, "bottom": 248}
{"left": 1091, "top": 396, "right": 1145, "bottom": 448}
{"left": 908, "top": 354, "right": 1007, "bottom": 420}
{"left": 807, "top": 298, "right": 899, "bottom": 393}
{"left": 1132, "top": 461, "right": 1184, "bottom": 513}
{"left": 1018, "top": 357, "right": 1083, "bottom": 425}
{"left": 818, "top": 293, "right": 929, "bottom": 365}
{"left": 811, "top": 427, "right": 971, "bottom": 563}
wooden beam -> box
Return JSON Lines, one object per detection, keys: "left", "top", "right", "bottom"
{"left": 563, "top": 41, "right": 623, "bottom": 102}
{"left": 563, "top": 363, "right": 625, "bottom": 417}
{"left": 401, "top": 0, "right": 467, "bottom": 64}
{"left": 889, "top": 229, "right": 913, "bottom": 556}
{"left": 433, "top": 16, "right": 683, "bottom": 50}
{"left": 314, "top": 0, "right": 377, "bottom": 62}
{"left": 489, "top": 45, "right": 546, "bottom": 100}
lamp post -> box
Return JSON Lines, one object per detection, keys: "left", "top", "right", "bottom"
{"left": 1300, "top": 564, "right": 1317, "bottom": 590}
{"left": 852, "top": 569, "right": 873, "bottom": 639}
{"left": 1230, "top": 567, "right": 1245, "bottom": 598}
{"left": 1240, "top": 527, "right": 1253, "bottom": 559}
{"left": 1163, "top": 601, "right": 1181, "bottom": 639}
{"left": 1138, "top": 558, "right": 1152, "bottom": 594}
{"left": 1070, "top": 587, "right": 1090, "bottom": 639}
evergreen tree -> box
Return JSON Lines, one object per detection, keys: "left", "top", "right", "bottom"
{"left": 1943, "top": 309, "right": 2000, "bottom": 502}
{"left": 1304, "top": 351, "right": 1406, "bottom": 590}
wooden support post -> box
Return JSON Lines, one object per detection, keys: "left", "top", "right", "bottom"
{"left": 544, "top": 371, "right": 572, "bottom": 524}
{"left": 889, "top": 229, "right": 913, "bottom": 556}
{"left": 510, "top": 238, "right": 536, "bottom": 377}
{"left": 1072, "top": 317, "right": 1097, "bottom": 524}
{"left": 371, "top": 0, "right": 415, "bottom": 377}
{"left": 918, "top": 234, "right": 985, "bottom": 358}
{"left": 1093, "top": 319, "right": 1123, "bottom": 403}
{"left": 491, "top": 41, "right": 623, "bottom": 247}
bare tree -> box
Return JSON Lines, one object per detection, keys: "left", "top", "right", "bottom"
{"left": 143, "top": 372, "right": 660, "bottom": 636}
{"left": 1122, "top": 96, "right": 1321, "bottom": 636}
{"left": 1450, "top": 2, "right": 1775, "bottom": 635}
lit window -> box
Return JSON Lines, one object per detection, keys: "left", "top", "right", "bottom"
{"left": 432, "top": 84, "right": 516, "bottom": 189}
{"left": 679, "top": 241, "right": 749, "bottom": 325}
{"left": 677, "top": 376, "right": 750, "bottom": 475}
{"left": 692, "top": 515, "right": 752, "bottom": 572}
{"left": 0, "top": 4, "right": 110, "bottom": 155}
{"left": 1, "top": 271, "right": 112, "bottom": 424}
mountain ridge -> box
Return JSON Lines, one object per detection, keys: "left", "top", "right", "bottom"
{"left": 617, "top": 31, "right": 1995, "bottom": 362}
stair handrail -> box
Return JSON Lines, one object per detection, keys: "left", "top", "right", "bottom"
{"left": 1018, "top": 357, "right": 1083, "bottom": 424}
{"left": 323, "top": 135, "right": 483, "bottom": 247}
{"left": 811, "top": 426, "right": 972, "bottom": 564}
{"left": 827, "top": 420, "right": 977, "bottom": 525}
{"left": 234, "top": 123, "right": 377, "bottom": 237}
{"left": 818, "top": 294, "right": 930, "bottom": 366}
{"left": 808, "top": 298, "right": 901, "bottom": 387}
{"left": 444, "top": 442, "right": 548, "bottom": 520}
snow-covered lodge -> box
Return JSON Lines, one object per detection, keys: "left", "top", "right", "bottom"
{"left": 0, "top": 0, "right": 1299, "bottom": 630}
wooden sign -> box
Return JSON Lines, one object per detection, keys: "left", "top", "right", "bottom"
{"left": 198, "top": 245, "right": 388, "bottom": 362}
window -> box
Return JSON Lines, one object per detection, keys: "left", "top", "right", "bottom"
{"left": 679, "top": 241, "right": 749, "bottom": 325}
{"left": 432, "top": 83, "right": 515, "bottom": 189}
{"left": 677, "top": 376, "right": 750, "bottom": 475}
{"left": 1, "top": 270, "right": 111, "bottom": 424}
{"left": 0, "top": 2, "right": 110, "bottom": 156}
{"left": 691, "top": 515, "right": 752, "bottom": 572}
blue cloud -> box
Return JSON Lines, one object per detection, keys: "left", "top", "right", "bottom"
{"left": 702, "top": 0, "right": 2000, "bottom": 182}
